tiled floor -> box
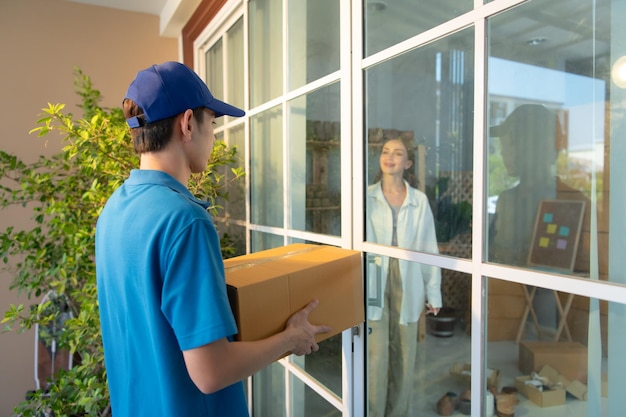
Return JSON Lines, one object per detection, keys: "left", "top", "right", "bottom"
{"left": 412, "top": 322, "right": 605, "bottom": 417}
{"left": 303, "top": 320, "right": 606, "bottom": 417}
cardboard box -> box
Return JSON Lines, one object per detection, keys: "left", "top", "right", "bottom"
{"left": 224, "top": 244, "right": 364, "bottom": 345}
{"left": 449, "top": 362, "right": 501, "bottom": 389}
{"left": 519, "top": 341, "right": 588, "bottom": 382}
{"left": 515, "top": 374, "right": 566, "bottom": 407}
{"left": 538, "top": 365, "right": 587, "bottom": 400}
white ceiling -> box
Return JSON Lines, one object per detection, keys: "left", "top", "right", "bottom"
{"left": 65, "top": 0, "right": 201, "bottom": 37}
{"left": 65, "top": 0, "right": 167, "bottom": 16}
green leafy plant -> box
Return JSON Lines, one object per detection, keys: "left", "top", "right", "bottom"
{"left": 0, "top": 68, "right": 244, "bottom": 416}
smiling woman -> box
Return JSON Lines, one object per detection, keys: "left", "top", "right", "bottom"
{"left": 366, "top": 134, "right": 442, "bottom": 417}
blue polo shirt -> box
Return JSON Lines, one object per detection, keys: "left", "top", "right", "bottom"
{"left": 96, "top": 169, "right": 248, "bottom": 417}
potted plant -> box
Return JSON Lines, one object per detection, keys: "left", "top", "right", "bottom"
{"left": 1, "top": 69, "right": 244, "bottom": 416}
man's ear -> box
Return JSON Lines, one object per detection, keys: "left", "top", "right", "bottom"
{"left": 177, "top": 109, "right": 195, "bottom": 142}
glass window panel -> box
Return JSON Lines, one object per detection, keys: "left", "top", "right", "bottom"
{"left": 250, "top": 105, "right": 283, "bottom": 227}
{"left": 289, "top": 83, "right": 341, "bottom": 236}
{"left": 249, "top": 0, "right": 283, "bottom": 107}
{"left": 364, "top": 0, "right": 473, "bottom": 57}
{"left": 216, "top": 222, "right": 246, "bottom": 258}
{"left": 486, "top": 279, "right": 619, "bottom": 417}
{"left": 226, "top": 17, "right": 245, "bottom": 114}
{"left": 250, "top": 230, "right": 284, "bottom": 252}
{"left": 289, "top": 372, "right": 341, "bottom": 417}
{"left": 215, "top": 124, "right": 246, "bottom": 222}
{"left": 486, "top": 0, "right": 611, "bottom": 280}
{"left": 253, "top": 362, "right": 286, "bottom": 417}
{"left": 365, "top": 28, "right": 474, "bottom": 258}
{"left": 205, "top": 38, "right": 224, "bottom": 129}
{"left": 366, "top": 258, "right": 471, "bottom": 415}
{"left": 290, "top": 333, "right": 342, "bottom": 398}
{"left": 287, "top": 0, "right": 340, "bottom": 91}
{"left": 213, "top": 128, "right": 246, "bottom": 259}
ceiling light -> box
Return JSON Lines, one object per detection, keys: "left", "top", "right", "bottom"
{"left": 612, "top": 56, "right": 626, "bottom": 88}
{"left": 526, "top": 37, "right": 548, "bottom": 46}
{"left": 367, "top": 1, "right": 387, "bottom": 12}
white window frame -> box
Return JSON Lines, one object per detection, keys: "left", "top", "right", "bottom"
{"left": 193, "top": 0, "right": 626, "bottom": 416}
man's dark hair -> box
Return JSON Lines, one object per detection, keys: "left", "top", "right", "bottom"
{"left": 123, "top": 99, "right": 207, "bottom": 153}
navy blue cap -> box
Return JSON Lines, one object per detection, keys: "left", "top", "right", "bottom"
{"left": 124, "top": 61, "right": 245, "bottom": 128}
{"left": 489, "top": 104, "right": 556, "bottom": 137}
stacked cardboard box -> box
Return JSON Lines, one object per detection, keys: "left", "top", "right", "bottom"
{"left": 518, "top": 341, "right": 588, "bottom": 383}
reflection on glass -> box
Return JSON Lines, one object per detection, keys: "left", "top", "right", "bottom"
{"left": 288, "top": 0, "right": 340, "bottom": 91}
{"left": 249, "top": 0, "right": 283, "bottom": 107}
{"left": 250, "top": 230, "right": 283, "bottom": 252}
{"left": 212, "top": 131, "right": 246, "bottom": 257}
{"left": 365, "top": 28, "right": 474, "bottom": 258}
{"left": 292, "top": 333, "right": 342, "bottom": 398}
{"left": 205, "top": 39, "right": 224, "bottom": 128}
{"left": 289, "top": 83, "right": 341, "bottom": 235}
{"left": 484, "top": 3, "right": 618, "bottom": 413}
{"left": 486, "top": 0, "right": 609, "bottom": 278}
{"left": 487, "top": 103, "right": 592, "bottom": 274}
{"left": 226, "top": 17, "right": 245, "bottom": 113}
{"left": 215, "top": 125, "right": 245, "bottom": 222}
{"left": 253, "top": 362, "right": 286, "bottom": 417}
{"left": 486, "top": 0, "right": 613, "bottom": 348}
{"left": 289, "top": 371, "right": 341, "bottom": 417}
{"left": 254, "top": 359, "right": 343, "bottom": 417}
{"left": 364, "top": 0, "right": 472, "bottom": 57}
{"left": 251, "top": 105, "right": 283, "bottom": 227}
{"left": 486, "top": 279, "right": 616, "bottom": 417}
{"left": 366, "top": 261, "right": 470, "bottom": 415}
{"left": 215, "top": 222, "right": 246, "bottom": 257}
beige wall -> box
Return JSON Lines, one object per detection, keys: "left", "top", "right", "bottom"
{"left": 0, "top": 1, "right": 177, "bottom": 415}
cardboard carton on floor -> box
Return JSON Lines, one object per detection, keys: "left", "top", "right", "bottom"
{"left": 538, "top": 365, "right": 587, "bottom": 400}
{"left": 515, "top": 374, "right": 566, "bottom": 407}
{"left": 449, "top": 362, "right": 501, "bottom": 390}
{"left": 518, "top": 341, "right": 588, "bottom": 382}
{"left": 224, "top": 244, "right": 364, "bottom": 345}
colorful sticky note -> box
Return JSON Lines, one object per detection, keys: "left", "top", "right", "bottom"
{"left": 546, "top": 224, "right": 557, "bottom": 234}
{"left": 543, "top": 213, "right": 554, "bottom": 223}
{"left": 539, "top": 237, "right": 550, "bottom": 248}
{"left": 559, "top": 226, "right": 570, "bottom": 237}
{"left": 556, "top": 239, "right": 567, "bottom": 250}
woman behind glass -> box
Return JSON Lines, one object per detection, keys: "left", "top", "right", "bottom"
{"left": 366, "top": 136, "right": 442, "bottom": 417}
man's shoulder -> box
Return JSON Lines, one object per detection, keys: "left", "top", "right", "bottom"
{"left": 557, "top": 178, "right": 590, "bottom": 203}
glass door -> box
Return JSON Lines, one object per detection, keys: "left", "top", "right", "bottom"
{"left": 198, "top": 0, "right": 353, "bottom": 415}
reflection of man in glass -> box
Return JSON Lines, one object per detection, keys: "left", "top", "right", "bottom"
{"left": 489, "top": 104, "right": 561, "bottom": 265}
{"left": 489, "top": 104, "right": 590, "bottom": 331}
{"left": 489, "top": 104, "right": 589, "bottom": 270}
{"left": 366, "top": 136, "right": 442, "bottom": 417}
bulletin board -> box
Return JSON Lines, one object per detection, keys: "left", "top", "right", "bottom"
{"left": 527, "top": 200, "right": 586, "bottom": 271}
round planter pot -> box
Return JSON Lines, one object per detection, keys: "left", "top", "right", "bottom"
{"left": 426, "top": 307, "right": 457, "bottom": 337}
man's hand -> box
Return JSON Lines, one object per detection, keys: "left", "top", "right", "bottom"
{"left": 285, "top": 299, "right": 332, "bottom": 356}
